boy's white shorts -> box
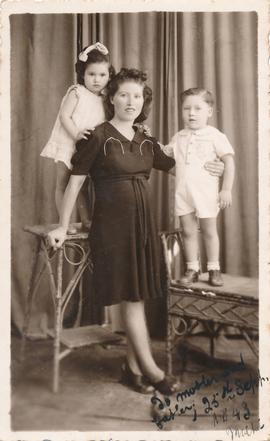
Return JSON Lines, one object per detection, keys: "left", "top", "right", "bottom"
{"left": 175, "top": 184, "right": 220, "bottom": 219}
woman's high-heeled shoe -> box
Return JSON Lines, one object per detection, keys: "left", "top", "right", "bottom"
{"left": 121, "top": 362, "right": 155, "bottom": 394}
{"left": 150, "top": 375, "right": 181, "bottom": 396}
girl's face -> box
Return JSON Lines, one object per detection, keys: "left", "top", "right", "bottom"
{"left": 110, "top": 81, "right": 144, "bottom": 122}
{"left": 182, "top": 95, "right": 213, "bottom": 130}
{"left": 83, "top": 62, "right": 110, "bottom": 94}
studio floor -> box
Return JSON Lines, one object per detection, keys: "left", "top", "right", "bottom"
{"left": 11, "top": 330, "right": 259, "bottom": 432}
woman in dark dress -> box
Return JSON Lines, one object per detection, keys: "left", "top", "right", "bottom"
{"left": 48, "top": 68, "right": 222, "bottom": 395}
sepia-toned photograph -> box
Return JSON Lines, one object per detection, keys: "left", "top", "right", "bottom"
{"left": 0, "top": 0, "right": 269, "bottom": 439}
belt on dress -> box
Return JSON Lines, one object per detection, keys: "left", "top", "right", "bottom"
{"left": 93, "top": 174, "right": 149, "bottom": 246}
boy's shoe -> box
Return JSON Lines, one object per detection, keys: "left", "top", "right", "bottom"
{"left": 180, "top": 269, "right": 199, "bottom": 285}
{"left": 208, "top": 270, "right": 223, "bottom": 287}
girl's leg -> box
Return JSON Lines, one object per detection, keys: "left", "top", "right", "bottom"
{"left": 55, "top": 162, "right": 76, "bottom": 234}
{"left": 179, "top": 213, "right": 200, "bottom": 282}
{"left": 200, "top": 217, "right": 223, "bottom": 286}
{"left": 55, "top": 162, "right": 71, "bottom": 215}
{"left": 76, "top": 178, "right": 91, "bottom": 229}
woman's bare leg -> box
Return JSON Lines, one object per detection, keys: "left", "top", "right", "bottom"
{"left": 120, "top": 300, "right": 164, "bottom": 383}
{"left": 126, "top": 336, "right": 143, "bottom": 375}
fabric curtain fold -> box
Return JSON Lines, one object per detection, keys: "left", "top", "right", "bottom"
{"left": 11, "top": 14, "right": 77, "bottom": 335}
{"left": 11, "top": 11, "right": 258, "bottom": 335}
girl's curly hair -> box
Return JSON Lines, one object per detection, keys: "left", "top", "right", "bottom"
{"left": 75, "top": 48, "right": 115, "bottom": 85}
{"left": 104, "top": 68, "right": 152, "bottom": 123}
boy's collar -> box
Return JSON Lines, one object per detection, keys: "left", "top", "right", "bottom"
{"left": 182, "top": 125, "right": 213, "bottom": 136}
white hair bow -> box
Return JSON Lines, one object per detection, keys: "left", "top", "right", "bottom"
{"left": 78, "top": 42, "right": 109, "bottom": 62}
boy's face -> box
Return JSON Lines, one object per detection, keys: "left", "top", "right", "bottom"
{"left": 182, "top": 95, "right": 213, "bottom": 130}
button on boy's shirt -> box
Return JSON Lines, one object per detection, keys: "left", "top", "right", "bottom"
{"left": 162, "top": 125, "right": 234, "bottom": 216}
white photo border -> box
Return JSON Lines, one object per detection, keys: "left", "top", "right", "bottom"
{"left": 0, "top": 0, "right": 269, "bottom": 440}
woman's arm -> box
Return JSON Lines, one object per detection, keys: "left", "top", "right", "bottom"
{"left": 204, "top": 159, "right": 225, "bottom": 177}
{"left": 157, "top": 135, "right": 224, "bottom": 178}
{"left": 156, "top": 141, "right": 176, "bottom": 175}
{"left": 48, "top": 175, "right": 86, "bottom": 249}
{"left": 152, "top": 141, "right": 176, "bottom": 172}
{"left": 153, "top": 133, "right": 225, "bottom": 178}
{"left": 59, "top": 90, "right": 92, "bottom": 141}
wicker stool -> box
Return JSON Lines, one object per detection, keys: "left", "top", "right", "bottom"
{"left": 160, "top": 229, "right": 259, "bottom": 376}
{"left": 21, "top": 223, "right": 121, "bottom": 392}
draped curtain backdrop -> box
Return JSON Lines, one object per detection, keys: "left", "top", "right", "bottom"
{"left": 11, "top": 12, "right": 258, "bottom": 336}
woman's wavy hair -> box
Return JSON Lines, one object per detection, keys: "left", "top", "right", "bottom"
{"left": 104, "top": 68, "right": 153, "bottom": 123}
{"left": 75, "top": 48, "right": 115, "bottom": 85}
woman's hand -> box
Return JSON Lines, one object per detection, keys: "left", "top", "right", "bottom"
{"left": 134, "top": 123, "right": 152, "bottom": 137}
{"left": 204, "top": 159, "right": 224, "bottom": 177}
{"left": 76, "top": 128, "right": 93, "bottom": 141}
{"left": 218, "top": 190, "right": 232, "bottom": 209}
{"left": 47, "top": 226, "right": 67, "bottom": 250}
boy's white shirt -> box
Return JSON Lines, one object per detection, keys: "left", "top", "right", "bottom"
{"left": 161, "top": 125, "right": 234, "bottom": 160}
{"left": 160, "top": 125, "right": 235, "bottom": 218}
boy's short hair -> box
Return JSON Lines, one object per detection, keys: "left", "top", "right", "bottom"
{"left": 180, "top": 87, "right": 214, "bottom": 107}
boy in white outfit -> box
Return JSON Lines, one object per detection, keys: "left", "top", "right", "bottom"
{"left": 162, "top": 87, "right": 235, "bottom": 286}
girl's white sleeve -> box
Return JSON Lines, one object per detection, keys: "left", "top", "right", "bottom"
{"left": 59, "top": 85, "right": 80, "bottom": 108}
{"left": 159, "top": 133, "right": 178, "bottom": 158}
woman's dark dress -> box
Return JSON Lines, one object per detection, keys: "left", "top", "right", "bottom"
{"left": 71, "top": 121, "right": 175, "bottom": 306}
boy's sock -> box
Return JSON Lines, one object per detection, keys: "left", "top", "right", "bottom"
{"left": 186, "top": 261, "right": 200, "bottom": 272}
{"left": 207, "top": 261, "right": 220, "bottom": 271}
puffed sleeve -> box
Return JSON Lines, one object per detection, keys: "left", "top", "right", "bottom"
{"left": 152, "top": 138, "right": 176, "bottom": 172}
{"left": 214, "top": 131, "right": 235, "bottom": 158}
{"left": 71, "top": 132, "right": 100, "bottom": 175}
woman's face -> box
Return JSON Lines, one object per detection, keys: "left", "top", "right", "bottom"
{"left": 110, "top": 81, "right": 144, "bottom": 122}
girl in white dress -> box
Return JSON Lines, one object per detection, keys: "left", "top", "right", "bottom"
{"left": 40, "top": 42, "right": 115, "bottom": 232}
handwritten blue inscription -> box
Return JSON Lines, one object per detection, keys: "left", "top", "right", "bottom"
{"left": 151, "top": 355, "right": 267, "bottom": 431}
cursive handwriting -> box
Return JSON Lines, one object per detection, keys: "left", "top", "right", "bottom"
{"left": 221, "top": 370, "right": 269, "bottom": 400}
{"left": 211, "top": 401, "right": 251, "bottom": 427}
{"left": 151, "top": 396, "right": 197, "bottom": 429}
{"left": 226, "top": 418, "right": 264, "bottom": 440}
{"left": 176, "top": 353, "right": 245, "bottom": 403}
{"left": 150, "top": 355, "right": 268, "bottom": 431}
